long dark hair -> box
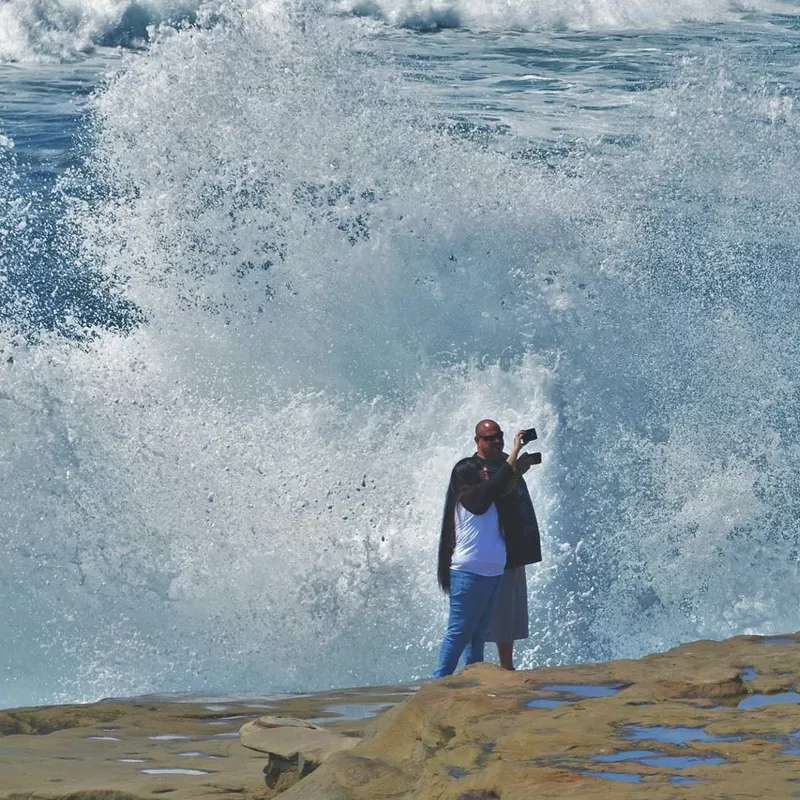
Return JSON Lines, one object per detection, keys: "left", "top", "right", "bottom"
{"left": 437, "top": 457, "right": 486, "bottom": 593}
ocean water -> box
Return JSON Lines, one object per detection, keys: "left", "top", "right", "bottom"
{"left": 2, "top": 0, "right": 800, "bottom": 709}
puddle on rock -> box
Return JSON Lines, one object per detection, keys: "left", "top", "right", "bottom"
{"left": 740, "top": 667, "right": 758, "bottom": 681}
{"left": 88, "top": 735, "right": 120, "bottom": 741}
{"left": 671, "top": 776, "right": 703, "bottom": 785}
{"left": 691, "top": 702, "right": 730, "bottom": 712}
{"left": 205, "top": 714, "right": 256, "bottom": 725}
{"left": 579, "top": 770, "right": 642, "bottom": 783}
{"left": 738, "top": 692, "right": 800, "bottom": 710}
{"left": 448, "top": 767, "right": 469, "bottom": 778}
{"left": 149, "top": 734, "right": 190, "bottom": 741}
{"left": 592, "top": 749, "right": 724, "bottom": 768}
{"left": 540, "top": 683, "right": 624, "bottom": 698}
{"left": 178, "top": 751, "right": 223, "bottom": 758}
{"left": 525, "top": 698, "right": 573, "bottom": 709}
{"left": 119, "top": 758, "right": 148, "bottom": 763}
{"left": 593, "top": 750, "right": 660, "bottom": 763}
{"left": 308, "top": 702, "right": 394, "bottom": 723}
{"left": 639, "top": 754, "right": 725, "bottom": 768}
{"left": 625, "top": 725, "right": 735, "bottom": 745}
{"left": 141, "top": 768, "right": 213, "bottom": 776}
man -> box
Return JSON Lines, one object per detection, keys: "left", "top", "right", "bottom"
{"left": 473, "top": 419, "right": 542, "bottom": 670}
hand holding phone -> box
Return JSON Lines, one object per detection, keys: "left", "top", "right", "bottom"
{"left": 520, "top": 427, "right": 537, "bottom": 445}
{"left": 516, "top": 450, "right": 542, "bottom": 475}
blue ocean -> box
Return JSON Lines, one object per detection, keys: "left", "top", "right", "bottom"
{"left": 2, "top": 0, "right": 799, "bottom": 710}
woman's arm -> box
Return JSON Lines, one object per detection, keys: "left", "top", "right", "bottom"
{"left": 461, "top": 430, "right": 525, "bottom": 514}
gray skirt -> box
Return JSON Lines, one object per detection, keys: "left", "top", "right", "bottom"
{"left": 486, "top": 565, "right": 529, "bottom": 643}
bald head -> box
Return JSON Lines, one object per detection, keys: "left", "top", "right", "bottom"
{"left": 475, "top": 419, "right": 500, "bottom": 438}
{"left": 475, "top": 419, "right": 504, "bottom": 461}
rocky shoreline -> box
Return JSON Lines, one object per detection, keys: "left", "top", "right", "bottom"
{"left": 3, "top": 633, "right": 800, "bottom": 798}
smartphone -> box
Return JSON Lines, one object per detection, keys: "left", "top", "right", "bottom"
{"left": 529, "top": 452, "right": 543, "bottom": 465}
{"left": 521, "top": 427, "right": 538, "bottom": 445}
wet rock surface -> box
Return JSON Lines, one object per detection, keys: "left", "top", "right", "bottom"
{"left": 280, "top": 633, "right": 800, "bottom": 799}
{"left": 3, "top": 634, "right": 800, "bottom": 798}
{"left": 0, "top": 686, "right": 410, "bottom": 799}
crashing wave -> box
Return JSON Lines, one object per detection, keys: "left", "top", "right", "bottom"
{"left": 335, "top": 0, "right": 795, "bottom": 31}
{"left": 0, "top": 0, "right": 201, "bottom": 62}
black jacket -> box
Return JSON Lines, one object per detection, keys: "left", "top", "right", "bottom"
{"left": 458, "top": 461, "right": 516, "bottom": 515}
{"left": 438, "top": 461, "right": 517, "bottom": 592}
{"left": 474, "top": 455, "right": 542, "bottom": 569}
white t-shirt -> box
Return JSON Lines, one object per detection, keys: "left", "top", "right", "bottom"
{"left": 450, "top": 501, "right": 506, "bottom": 577}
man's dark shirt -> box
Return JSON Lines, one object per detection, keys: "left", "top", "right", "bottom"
{"left": 474, "top": 454, "right": 542, "bottom": 569}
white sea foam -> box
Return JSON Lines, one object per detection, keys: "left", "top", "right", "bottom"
{"left": 2, "top": 0, "right": 800, "bottom": 706}
{"left": 336, "top": 0, "right": 794, "bottom": 30}
{"left": 0, "top": 0, "right": 200, "bottom": 62}
{"left": 0, "top": 4, "right": 567, "bottom": 704}
{"left": 1, "top": 0, "right": 796, "bottom": 63}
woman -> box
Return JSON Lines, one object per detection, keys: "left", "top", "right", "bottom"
{"left": 434, "top": 429, "right": 524, "bottom": 678}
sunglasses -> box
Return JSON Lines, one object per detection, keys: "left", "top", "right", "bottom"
{"left": 478, "top": 432, "right": 504, "bottom": 442}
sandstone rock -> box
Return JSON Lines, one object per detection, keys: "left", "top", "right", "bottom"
{"left": 5, "top": 634, "right": 800, "bottom": 799}
{"left": 279, "top": 634, "right": 800, "bottom": 799}
{"left": 239, "top": 715, "right": 361, "bottom": 792}
{"left": 0, "top": 688, "right": 399, "bottom": 800}
{"left": 0, "top": 703, "right": 130, "bottom": 736}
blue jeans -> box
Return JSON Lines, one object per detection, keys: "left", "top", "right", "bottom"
{"left": 434, "top": 569, "right": 502, "bottom": 678}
